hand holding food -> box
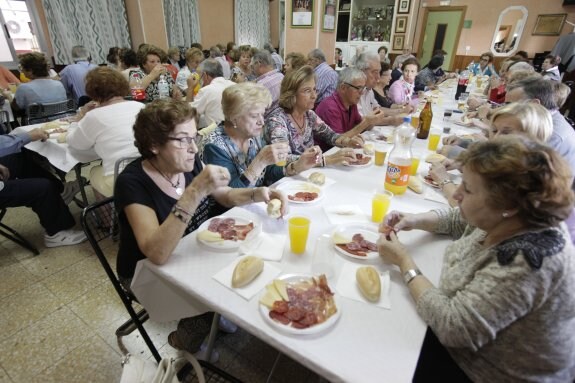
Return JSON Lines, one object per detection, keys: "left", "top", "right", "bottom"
{"left": 296, "top": 146, "right": 321, "bottom": 171}
{"left": 382, "top": 211, "right": 417, "bottom": 232}
{"left": 267, "top": 198, "right": 282, "bottom": 218}
{"left": 429, "top": 163, "right": 449, "bottom": 184}
{"left": 442, "top": 135, "right": 461, "bottom": 146}
{"left": 232, "top": 256, "right": 264, "bottom": 287}
{"left": 261, "top": 188, "right": 288, "bottom": 216}
{"left": 377, "top": 230, "right": 409, "bottom": 267}
{"left": 326, "top": 149, "right": 357, "bottom": 166}
{"left": 191, "top": 164, "right": 231, "bottom": 195}
{"left": 356, "top": 266, "right": 381, "bottom": 302}
{"left": 28, "top": 127, "right": 49, "bottom": 142}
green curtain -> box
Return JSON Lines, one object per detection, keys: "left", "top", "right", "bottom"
{"left": 41, "top": 0, "right": 131, "bottom": 65}
{"left": 235, "top": 0, "right": 270, "bottom": 47}
{"left": 163, "top": 0, "right": 201, "bottom": 47}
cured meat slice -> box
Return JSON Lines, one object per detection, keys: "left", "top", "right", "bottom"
{"left": 352, "top": 233, "right": 364, "bottom": 242}
{"left": 207, "top": 218, "right": 222, "bottom": 232}
{"left": 286, "top": 306, "right": 306, "bottom": 321}
{"left": 269, "top": 310, "right": 290, "bottom": 325}
{"left": 272, "top": 300, "right": 289, "bottom": 313}
{"left": 222, "top": 218, "right": 235, "bottom": 225}
{"left": 350, "top": 153, "right": 371, "bottom": 165}
{"left": 235, "top": 222, "right": 254, "bottom": 240}
{"left": 346, "top": 241, "right": 362, "bottom": 251}
{"left": 220, "top": 229, "right": 238, "bottom": 240}
{"left": 288, "top": 191, "right": 318, "bottom": 202}
{"left": 291, "top": 320, "right": 310, "bottom": 329}
{"left": 337, "top": 244, "right": 367, "bottom": 257}
{"left": 381, "top": 225, "right": 397, "bottom": 241}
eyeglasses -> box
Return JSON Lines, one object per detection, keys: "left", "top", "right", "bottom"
{"left": 168, "top": 136, "right": 197, "bottom": 149}
{"left": 344, "top": 82, "right": 366, "bottom": 92}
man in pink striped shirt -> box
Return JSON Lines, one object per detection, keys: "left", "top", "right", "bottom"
{"left": 252, "top": 50, "right": 284, "bottom": 118}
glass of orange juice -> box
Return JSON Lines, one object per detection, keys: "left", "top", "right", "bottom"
{"left": 271, "top": 138, "right": 288, "bottom": 166}
{"left": 288, "top": 216, "right": 310, "bottom": 254}
{"left": 372, "top": 190, "right": 393, "bottom": 223}
{"left": 410, "top": 114, "right": 420, "bottom": 129}
{"left": 374, "top": 143, "right": 389, "bottom": 166}
{"left": 410, "top": 152, "right": 421, "bottom": 176}
{"left": 428, "top": 128, "right": 442, "bottom": 151}
{"left": 8, "top": 83, "right": 17, "bottom": 94}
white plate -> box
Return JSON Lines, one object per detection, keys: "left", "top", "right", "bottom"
{"left": 346, "top": 151, "right": 373, "bottom": 168}
{"left": 196, "top": 215, "right": 261, "bottom": 250}
{"left": 259, "top": 274, "right": 341, "bottom": 335}
{"left": 332, "top": 223, "right": 379, "bottom": 260}
{"left": 276, "top": 181, "right": 323, "bottom": 204}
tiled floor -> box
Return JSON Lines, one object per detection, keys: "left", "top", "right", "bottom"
{"left": 0, "top": 187, "right": 321, "bottom": 382}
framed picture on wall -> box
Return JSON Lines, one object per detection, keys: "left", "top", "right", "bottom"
{"left": 322, "top": 0, "right": 337, "bottom": 32}
{"left": 292, "top": 0, "right": 314, "bottom": 28}
{"left": 397, "top": 0, "right": 410, "bottom": 14}
{"left": 532, "top": 14, "right": 567, "bottom": 36}
{"left": 393, "top": 34, "right": 405, "bottom": 50}
{"left": 395, "top": 16, "right": 407, "bottom": 33}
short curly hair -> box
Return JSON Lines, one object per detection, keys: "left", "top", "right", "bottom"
{"left": 285, "top": 52, "right": 306, "bottom": 72}
{"left": 133, "top": 99, "right": 198, "bottom": 159}
{"left": 85, "top": 67, "right": 129, "bottom": 102}
{"left": 221, "top": 82, "right": 271, "bottom": 123}
{"left": 278, "top": 65, "right": 316, "bottom": 112}
{"left": 19, "top": 52, "right": 49, "bottom": 78}
{"left": 458, "top": 136, "right": 574, "bottom": 229}
{"left": 137, "top": 45, "right": 167, "bottom": 68}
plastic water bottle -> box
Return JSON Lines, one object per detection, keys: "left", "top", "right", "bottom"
{"left": 158, "top": 74, "right": 170, "bottom": 99}
{"left": 385, "top": 117, "right": 415, "bottom": 195}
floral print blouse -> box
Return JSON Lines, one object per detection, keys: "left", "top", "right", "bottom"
{"left": 264, "top": 108, "right": 340, "bottom": 163}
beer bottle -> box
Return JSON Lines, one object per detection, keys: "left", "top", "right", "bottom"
{"left": 417, "top": 99, "right": 433, "bottom": 139}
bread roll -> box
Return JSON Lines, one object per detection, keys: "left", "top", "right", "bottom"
{"left": 41, "top": 121, "right": 60, "bottom": 131}
{"left": 56, "top": 132, "right": 67, "bottom": 143}
{"left": 408, "top": 176, "right": 423, "bottom": 194}
{"left": 425, "top": 153, "right": 445, "bottom": 164}
{"left": 267, "top": 198, "right": 282, "bottom": 218}
{"left": 232, "top": 256, "right": 264, "bottom": 288}
{"left": 363, "top": 143, "right": 374, "bottom": 155}
{"left": 308, "top": 172, "right": 325, "bottom": 186}
{"left": 356, "top": 266, "right": 381, "bottom": 302}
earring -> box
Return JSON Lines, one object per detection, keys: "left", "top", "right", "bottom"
{"left": 502, "top": 212, "right": 510, "bottom": 218}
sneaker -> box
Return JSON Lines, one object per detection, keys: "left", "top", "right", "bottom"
{"left": 44, "top": 229, "right": 87, "bottom": 248}
{"left": 218, "top": 316, "right": 238, "bottom": 334}
{"left": 60, "top": 181, "right": 81, "bottom": 205}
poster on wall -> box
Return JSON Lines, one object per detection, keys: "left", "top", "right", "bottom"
{"left": 292, "top": 0, "right": 314, "bottom": 28}
{"left": 322, "top": 0, "right": 337, "bottom": 31}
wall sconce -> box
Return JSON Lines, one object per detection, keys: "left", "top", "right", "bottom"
{"left": 439, "top": 0, "right": 451, "bottom": 5}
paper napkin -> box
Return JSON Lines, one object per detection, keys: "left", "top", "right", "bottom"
{"left": 335, "top": 263, "right": 391, "bottom": 309}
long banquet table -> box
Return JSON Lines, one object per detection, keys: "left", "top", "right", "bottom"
{"left": 130, "top": 83, "right": 484, "bottom": 382}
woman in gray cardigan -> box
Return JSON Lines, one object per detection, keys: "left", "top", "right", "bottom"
{"left": 379, "top": 136, "right": 575, "bottom": 382}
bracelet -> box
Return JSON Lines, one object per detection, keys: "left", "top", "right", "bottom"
{"left": 171, "top": 205, "right": 191, "bottom": 225}
{"left": 173, "top": 204, "right": 193, "bottom": 217}
{"left": 440, "top": 179, "right": 453, "bottom": 188}
{"left": 403, "top": 268, "right": 422, "bottom": 285}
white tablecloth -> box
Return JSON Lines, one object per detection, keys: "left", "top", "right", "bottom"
{"left": 130, "top": 84, "right": 483, "bottom": 382}
{"left": 13, "top": 123, "right": 99, "bottom": 173}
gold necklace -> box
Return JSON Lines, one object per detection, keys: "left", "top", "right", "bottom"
{"left": 148, "top": 160, "right": 183, "bottom": 196}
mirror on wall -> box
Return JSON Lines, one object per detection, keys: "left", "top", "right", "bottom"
{"left": 490, "top": 6, "right": 528, "bottom": 57}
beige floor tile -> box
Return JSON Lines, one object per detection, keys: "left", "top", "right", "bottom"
{"left": 0, "top": 366, "right": 12, "bottom": 383}
{"left": 42, "top": 256, "right": 108, "bottom": 304}
{"left": 0, "top": 261, "right": 40, "bottom": 299}
{"left": 29, "top": 335, "right": 122, "bottom": 383}
{"left": 0, "top": 251, "right": 18, "bottom": 268}
{"left": 0, "top": 306, "right": 93, "bottom": 382}
{"left": 0, "top": 282, "right": 63, "bottom": 342}
{"left": 20, "top": 245, "right": 90, "bottom": 279}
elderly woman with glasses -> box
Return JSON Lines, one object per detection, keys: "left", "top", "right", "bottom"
{"left": 264, "top": 65, "right": 364, "bottom": 167}
{"left": 200, "top": 82, "right": 318, "bottom": 187}
{"left": 115, "top": 99, "right": 287, "bottom": 356}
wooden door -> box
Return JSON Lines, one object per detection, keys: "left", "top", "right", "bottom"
{"left": 417, "top": 6, "right": 466, "bottom": 71}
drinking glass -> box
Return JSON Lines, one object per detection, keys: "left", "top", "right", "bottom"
{"left": 288, "top": 216, "right": 310, "bottom": 254}
{"left": 372, "top": 189, "right": 393, "bottom": 223}
{"left": 428, "top": 128, "right": 442, "bottom": 151}
{"left": 410, "top": 152, "right": 421, "bottom": 176}
{"left": 271, "top": 138, "right": 288, "bottom": 166}
{"left": 374, "top": 143, "right": 390, "bottom": 166}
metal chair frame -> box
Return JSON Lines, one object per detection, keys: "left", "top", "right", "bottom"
{"left": 23, "top": 99, "right": 77, "bottom": 126}
{"left": 0, "top": 208, "right": 40, "bottom": 255}
{"left": 0, "top": 110, "right": 11, "bottom": 134}
{"left": 81, "top": 198, "right": 161, "bottom": 362}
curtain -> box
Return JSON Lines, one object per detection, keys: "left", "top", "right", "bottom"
{"left": 235, "top": 0, "right": 270, "bottom": 48}
{"left": 41, "top": 0, "right": 131, "bottom": 65}
{"left": 163, "top": 0, "right": 201, "bottom": 48}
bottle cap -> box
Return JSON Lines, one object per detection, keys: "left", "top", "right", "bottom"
{"left": 403, "top": 116, "right": 411, "bottom": 123}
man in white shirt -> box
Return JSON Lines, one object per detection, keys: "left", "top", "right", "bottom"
{"left": 210, "top": 46, "right": 231, "bottom": 80}
{"left": 355, "top": 52, "right": 406, "bottom": 126}
{"left": 189, "top": 59, "right": 235, "bottom": 129}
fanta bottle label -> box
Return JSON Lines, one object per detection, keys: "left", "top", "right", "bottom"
{"left": 385, "top": 162, "right": 411, "bottom": 186}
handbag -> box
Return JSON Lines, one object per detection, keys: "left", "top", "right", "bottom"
{"left": 120, "top": 351, "right": 206, "bottom": 383}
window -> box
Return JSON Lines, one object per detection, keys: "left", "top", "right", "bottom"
{"left": 0, "top": 0, "right": 48, "bottom": 68}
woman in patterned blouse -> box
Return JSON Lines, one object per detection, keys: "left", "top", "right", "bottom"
{"left": 200, "top": 82, "right": 318, "bottom": 187}
{"left": 264, "top": 65, "right": 364, "bottom": 167}
{"left": 129, "top": 45, "right": 182, "bottom": 102}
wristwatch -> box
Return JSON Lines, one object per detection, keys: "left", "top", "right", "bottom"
{"left": 403, "top": 268, "right": 422, "bottom": 285}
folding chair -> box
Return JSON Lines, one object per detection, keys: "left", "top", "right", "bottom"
{"left": 81, "top": 198, "right": 161, "bottom": 362}
{"left": 111, "top": 156, "right": 139, "bottom": 241}
{"left": 0, "top": 208, "right": 39, "bottom": 255}
{"left": 23, "top": 99, "right": 77, "bottom": 126}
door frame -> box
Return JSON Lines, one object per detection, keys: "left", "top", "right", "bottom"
{"left": 416, "top": 6, "right": 466, "bottom": 71}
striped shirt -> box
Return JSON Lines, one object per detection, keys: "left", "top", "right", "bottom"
{"left": 314, "top": 62, "right": 338, "bottom": 106}
{"left": 256, "top": 69, "right": 284, "bottom": 118}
